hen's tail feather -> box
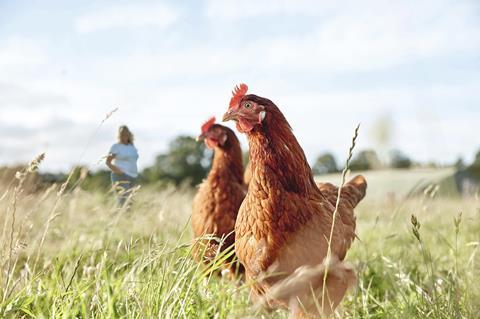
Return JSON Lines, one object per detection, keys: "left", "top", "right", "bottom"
{"left": 344, "top": 175, "right": 367, "bottom": 208}
{"left": 317, "top": 175, "right": 367, "bottom": 209}
{"left": 317, "top": 175, "right": 367, "bottom": 252}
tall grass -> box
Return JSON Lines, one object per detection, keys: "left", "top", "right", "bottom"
{"left": 322, "top": 124, "right": 360, "bottom": 310}
{"left": 0, "top": 159, "right": 479, "bottom": 318}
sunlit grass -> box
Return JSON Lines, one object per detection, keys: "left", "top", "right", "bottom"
{"left": 0, "top": 166, "right": 479, "bottom": 318}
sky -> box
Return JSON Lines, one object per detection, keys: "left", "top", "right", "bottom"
{"left": 0, "top": 0, "right": 479, "bottom": 172}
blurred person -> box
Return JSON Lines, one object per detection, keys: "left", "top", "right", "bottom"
{"left": 106, "top": 125, "right": 139, "bottom": 206}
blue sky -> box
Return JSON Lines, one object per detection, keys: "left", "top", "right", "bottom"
{"left": 0, "top": 0, "right": 479, "bottom": 172}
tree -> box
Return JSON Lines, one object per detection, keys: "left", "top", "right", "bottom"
{"left": 472, "top": 149, "right": 480, "bottom": 168}
{"left": 454, "top": 157, "right": 465, "bottom": 171}
{"left": 48, "top": 166, "right": 112, "bottom": 191}
{"left": 142, "top": 136, "right": 211, "bottom": 186}
{"left": 350, "top": 150, "right": 381, "bottom": 171}
{"left": 465, "top": 148, "right": 480, "bottom": 178}
{"left": 312, "top": 153, "right": 338, "bottom": 175}
{"left": 389, "top": 149, "right": 412, "bottom": 169}
{"left": 83, "top": 169, "right": 112, "bottom": 190}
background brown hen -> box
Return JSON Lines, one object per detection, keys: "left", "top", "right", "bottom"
{"left": 191, "top": 117, "right": 246, "bottom": 277}
{"left": 223, "top": 85, "right": 367, "bottom": 317}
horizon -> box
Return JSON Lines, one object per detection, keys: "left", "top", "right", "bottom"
{"left": 1, "top": 0, "right": 479, "bottom": 172}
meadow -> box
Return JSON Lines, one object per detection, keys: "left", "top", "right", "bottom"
{"left": 0, "top": 163, "right": 479, "bottom": 318}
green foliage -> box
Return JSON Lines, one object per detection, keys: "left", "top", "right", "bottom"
{"left": 350, "top": 149, "right": 381, "bottom": 171}
{"left": 467, "top": 149, "right": 480, "bottom": 175}
{"left": 312, "top": 152, "right": 339, "bottom": 175}
{"left": 34, "top": 135, "right": 214, "bottom": 191}
{"left": 454, "top": 157, "right": 466, "bottom": 171}
{"left": 450, "top": 149, "right": 480, "bottom": 196}
{"left": 41, "top": 167, "right": 112, "bottom": 191}
{"left": 473, "top": 149, "right": 480, "bottom": 165}
{"left": 142, "top": 136, "right": 211, "bottom": 187}
{"left": 82, "top": 169, "right": 112, "bottom": 190}
{"left": 389, "top": 149, "right": 413, "bottom": 169}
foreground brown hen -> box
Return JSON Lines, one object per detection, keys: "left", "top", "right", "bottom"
{"left": 244, "top": 161, "right": 253, "bottom": 186}
{"left": 223, "top": 84, "right": 367, "bottom": 317}
{"left": 191, "top": 117, "right": 246, "bottom": 277}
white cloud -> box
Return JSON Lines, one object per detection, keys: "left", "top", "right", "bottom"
{"left": 75, "top": 0, "right": 480, "bottom": 84}
{"left": 1, "top": 78, "right": 479, "bottom": 170}
{"left": 0, "top": 37, "right": 47, "bottom": 70}
{"left": 74, "top": 3, "right": 180, "bottom": 33}
{"left": 206, "top": 0, "right": 480, "bottom": 71}
{"left": 205, "top": 0, "right": 337, "bottom": 19}
{"left": 0, "top": 82, "right": 69, "bottom": 110}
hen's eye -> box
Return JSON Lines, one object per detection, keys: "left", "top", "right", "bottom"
{"left": 244, "top": 102, "right": 252, "bottom": 109}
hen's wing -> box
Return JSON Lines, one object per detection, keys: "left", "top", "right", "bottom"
{"left": 236, "top": 166, "right": 354, "bottom": 277}
{"left": 192, "top": 177, "right": 245, "bottom": 266}
{"left": 236, "top": 168, "right": 365, "bottom": 314}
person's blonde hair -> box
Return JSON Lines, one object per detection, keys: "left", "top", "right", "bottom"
{"left": 118, "top": 125, "right": 134, "bottom": 144}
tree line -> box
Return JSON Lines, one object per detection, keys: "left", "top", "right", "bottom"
{"left": 2, "top": 135, "right": 479, "bottom": 191}
{"left": 312, "top": 149, "right": 413, "bottom": 175}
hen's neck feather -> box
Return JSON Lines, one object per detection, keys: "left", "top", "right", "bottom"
{"left": 248, "top": 104, "right": 319, "bottom": 196}
{"left": 210, "top": 130, "right": 244, "bottom": 184}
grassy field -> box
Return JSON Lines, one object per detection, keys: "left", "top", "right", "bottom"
{"left": 0, "top": 165, "right": 479, "bottom": 318}
{"left": 318, "top": 168, "right": 456, "bottom": 200}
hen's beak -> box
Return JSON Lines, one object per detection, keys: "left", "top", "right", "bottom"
{"left": 222, "top": 110, "right": 237, "bottom": 122}
{"left": 196, "top": 133, "right": 206, "bottom": 142}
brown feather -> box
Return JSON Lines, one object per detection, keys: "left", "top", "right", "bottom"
{"left": 234, "top": 96, "right": 367, "bottom": 317}
{"left": 191, "top": 125, "right": 246, "bottom": 277}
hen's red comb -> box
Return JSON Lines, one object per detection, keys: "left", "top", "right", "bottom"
{"left": 201, "top": 116, "right": 216, "bottom": 133}
{"left": 229, "top": 83, "right": 248, "bottom": 109}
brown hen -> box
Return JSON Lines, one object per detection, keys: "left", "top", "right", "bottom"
{"left": 244, "top": 161, "right": 253, "bottom": 186}
{"left": 223, "top": 84, "right": 367, "bottom": 317}
{"left": 191, "top": 117, "right": 246, "bottom": 278}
